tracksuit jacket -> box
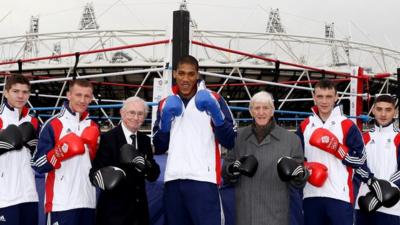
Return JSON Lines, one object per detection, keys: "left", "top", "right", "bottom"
{"left": 152, "top": 80, "right": 236, "bottom": 184}
{"left": 32, "top": 101, "right": 97, "bottom": 212}
{"left": 355, "top": 122, "right": 400, "bottom": 216}
{"left": 297, "top": 105, "right": 368, "bottom": 203}
{"left": 0, "top": 101, "right": 38, "bottom": 208}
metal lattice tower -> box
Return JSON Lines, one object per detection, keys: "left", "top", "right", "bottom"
{"left": 325, "top": 22, "right": 340, "bottom": 66}
{"left": 343, "top": 36, "right": 351, "bottom": 65}
{"left": 24, "top": 16, "right": 39, "bottom": 59}
{"left": 266, "top": 8, "right": 285, "bottom": 33}
{"left": 79, "top": 2, "right": 105, "bottom": 62}
{"left": 179, "top": 0, "right": 197, "bottom": 29}
{"left": 179, "top": 0, "right": 188, "bottom": 11}
{"left": 50, "top": 42, "right": 61, "bottom": 63}
{"left": 79, "top": 3, "right": 99, "bottom": 30}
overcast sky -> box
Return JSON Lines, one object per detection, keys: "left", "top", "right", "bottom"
{"left": 0, "top": 0, "right": 398, "bottom": 51}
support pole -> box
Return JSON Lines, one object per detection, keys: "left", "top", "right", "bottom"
{"left": 172, "top": 10, "right": 190, "bottom": 71}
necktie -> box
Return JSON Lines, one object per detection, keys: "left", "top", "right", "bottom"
{"left": 130, "top": 134, "right": 137, "bottom": 149}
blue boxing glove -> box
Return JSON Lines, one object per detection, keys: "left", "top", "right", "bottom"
{"left": 195, "top": 90, "right": 225, "bottom": 127}
{"left": 160, "top": 95, "right": 183, "bottom": 132}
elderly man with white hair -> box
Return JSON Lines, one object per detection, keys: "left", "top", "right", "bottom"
{"left": 222, "top": 91, "right": 305, "bottom": 225}
{"left": 90, "top": 96, "right": 160, "bottom": 225}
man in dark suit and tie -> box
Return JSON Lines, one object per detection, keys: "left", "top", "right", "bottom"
{"left": 90, "top": 96, "right": 160, "bottom": 225}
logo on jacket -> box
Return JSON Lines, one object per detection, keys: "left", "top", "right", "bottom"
{"left": 66, "top": 128, "right": 72, "bottom": 133}
{"left": 385, "top": 139, "right": 392, "bottom": 148}
{"left": 328, "top": 121, "right": 336, "bottom": 130}
{"left": 0, "top": 215, "right": 6, "bottom": 222}
{"left": 321, "top": 136, "right": 330, "bottom": 144}
{"left": 61, "top": 143, "right": 69, "bottom": 153}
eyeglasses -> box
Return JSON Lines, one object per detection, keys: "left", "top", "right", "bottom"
{"left": 125, "top": 110, "right": 145, "bottom": 118}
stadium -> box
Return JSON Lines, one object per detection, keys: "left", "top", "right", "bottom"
{"left": 1, "top": 1, "right": 400, "bottom": 225}
{"left": 0, "top": 2, "right": 398, "bottom": 132}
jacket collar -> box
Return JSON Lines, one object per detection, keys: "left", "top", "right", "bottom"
{"left": 244, "top": 121, "right": 280, "bottom": 146}
{"left": 374, "top": 120, "right": 396, "bottom": 133}
{"left": 311, "top": 104, "right": 343, "bottom": 122}
{"left": 61, "top": 101, "right": 89, "bottom": 121}
{"left": 171, "top": 79, "right": 205, "bottom": 96}
{"left": 1, "top": 99, "right": 30, "bottom": 119}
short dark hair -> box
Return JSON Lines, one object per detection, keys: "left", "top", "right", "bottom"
{"left": 314, "top": 79, "right": 337, "bottom": 93}
{"left": 68, "top": 79, "right": 93, "bottom": 91}
{"left": 5, "top": 74, "right": 31, "bottom": 91}
{"left": 374, "top": 94, "right": 396, "bottom": 106}
{"left": 176, "top": 55, "right": 199, "bottom": 71}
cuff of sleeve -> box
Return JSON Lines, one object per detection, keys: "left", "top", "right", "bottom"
{"left": 47, "top": 149, "right": 61, "bottom": 169}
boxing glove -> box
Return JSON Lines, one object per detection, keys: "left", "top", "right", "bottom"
{"left": 277, "top": 157, "right": 308, "bottom": 185}
{"left": 47, "top": 133, "right": 85, "bottom": 169}
{"left": 309, "top": 128, "right": 348, "bottom": 160}
{"left": 90, "top": 166, "right": 126, "bottom": 191}
{"left": 194, "top": 90, "right": 225, "bottom": 127}
{"left": 18, "top": 122, "right": 38, "bottom": 154}
{"left": 160, "top": 95, "right": 183, "bottom": 133}
{"left": 119, "top": 144, "right": 146, "bottom": 173}
{"left": 358, "top": 192, "right": 382, "bottom": 213}
{"left": 367, "top": 177, "right": 400, "bottom": 207}
{"left": 0, "top": 124, "right": 23, "bottom": 155}
{"left": 304, "top": 161, "right": 328, "bottom": 187}
{"left": 228, "top": 155, "right": 258, "bottom": 177}
{"left": 81, "top": 125, "right": 100, "bottom": 160}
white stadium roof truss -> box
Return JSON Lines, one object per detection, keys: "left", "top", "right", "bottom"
{"left": 0, "top": 29, "right": 398, "bottom": 126}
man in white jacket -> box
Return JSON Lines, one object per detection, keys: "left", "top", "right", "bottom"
{"left": 355, "top": 95, "right": 400, "bottom": 225}
{"left": 0, "top": 74, "right": 39, "bottom": 225}
{"left": 152, "top": 55, "right": 236, "bottom": 225}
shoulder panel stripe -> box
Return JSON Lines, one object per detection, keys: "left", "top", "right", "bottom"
{"left": 50, "top": 119, "right": 63, "bottom": 141}
{"left": 31, "top": 117, "right": 39, "bottom": 130}
{"left": 341, "top": 119, "right": 354, "bottom": 143}
{"left": 300, "top": 118, "right": 310, "bottom": 133}
{"left": 362, "top": 132, "right": 371, "bottom": 145}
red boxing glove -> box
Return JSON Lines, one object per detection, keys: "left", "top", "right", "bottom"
{"left": 81, "top": 125, "right": 100, "bottom": 160}
{"left": 47, "top": 132, "right": 85, "bottom": 169}
{"left": 305, "top": 161, "right": 328, "bottom": 187}
{"left": 309, "top": 128, "right": 348, "bottom": 160}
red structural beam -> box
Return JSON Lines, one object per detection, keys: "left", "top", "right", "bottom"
{"left": 0, "top": 39, "right": 170, "bottom": 66}
{"left": 280, "top": 78, "right": 351, "bottom": 85}
{"left": 369, "top": 73, "right": 391, "bottom": 79}
{"left": 206, "top": 78, "right": 351, "bottom": 87}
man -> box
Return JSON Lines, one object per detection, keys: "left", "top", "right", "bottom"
{"left": 152, "top": 55, "right": 236, "bottom": 225}
{"left": 297, "top": 79, "right": 367, "bottom": 225}
{"left": 32, "top": 79, "right": 100, "bottom": 225}
{"left": 355, "top": 95, "right": 400, "bottom": 225}
{"left": 222, "top": 91, "right": 306, "bottom": 225}
{"left": 90, "top": 96, "right": 160, "bottom": 225}
{"left": 0, "top": 74, "right": 39, "bottom": 225}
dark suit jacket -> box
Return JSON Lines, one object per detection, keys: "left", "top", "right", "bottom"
{"left": 91, "top": 125, "right": 160, "bottom": 225}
